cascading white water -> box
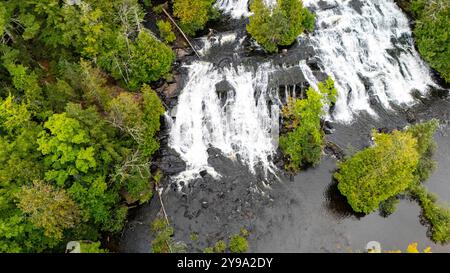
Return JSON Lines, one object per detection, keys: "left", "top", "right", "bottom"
{"left": 169, "top": 62, "right": 280, "bottom": 181}
{"left": 197, "top": 32, "right": 238, "bottom": 56}
{"left": 215, "top": 0, "right": 276, "bottom": 18}
{"left": 169, "top": 0, "right": 439, "bottom": 181}
{"left": 216, "top": 0, "right": 437, "bottom": 123}
{"left": 303, "top": 0, "right": 436, "bottom": 122}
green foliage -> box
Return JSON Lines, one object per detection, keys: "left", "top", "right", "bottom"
{"left": 240, "top": 228, "right": 249, "bottom": 237}
{"left": 335, "top": 130, "right": 420, "bottom": 214}
{"left": 0, "top": 96, "right": 60, "bottom": 253}
{"left": 379, "top": 196, "right": 400, "bottom": 217}
{"left": 411, "top": 185, "right": 450, "bottom": 243}
{"left": 117, "top": 30, "right": 175, "bottom": 90}
{"left": 406, "top": 119, "right": 439, "bottom": 182}
{"left": 151, "top": 218, "right": 176, "bottom": 253}
{"left": 15, "top": 181, "right": 81, "bottom": 240}
{"left": 190, "top": 232, "right": 199, "bottom": 242}
{"left": 246, "top": 0, "right": 315, "bottom": 53}
{"left": 173, "top": 0, "right": 218, "bottom": 36}
{"left": 141, "top": 85, "right": 165, "bottom": 157}
{"left": 79, "top": 241, "right": 109, "bottom": 253}
{"left": 410, "top": 0, "right": 450, "bottom": 82}
{"left": 0, "top": 0, "right": 169, "bottom": 253}
{"left": 157, "top": 20, "right": 176, "bottom": 44}
{"left": 203, "top": 239, "right": 227, "bottom": 253}
{"left": 318, "top": 76, "right": 337, "bottom": 105}
{"left": 229, "top": 234, "right": 248, "bottom": 253}
{"left": 37, "top": 104, "right": 128, "bottom": 233}
{"left": 214, "top": 240, "right": 227, "bottom": 253}
{"left": 279, "top": 78, "right": 337, "bottom": 171}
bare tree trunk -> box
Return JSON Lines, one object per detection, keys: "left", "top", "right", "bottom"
{"left": 161, "top": 8, "right": 201, "bottom": 58}
{"left": 156, "top": 185, "right": 173, "bottom": 253}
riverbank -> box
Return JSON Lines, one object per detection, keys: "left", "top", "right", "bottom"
{"left": 118, "top": 0, "right": 450, "bottom": 253}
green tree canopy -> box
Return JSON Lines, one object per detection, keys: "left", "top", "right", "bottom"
{"left": 173, "top": 0, "right": 218, "bottom": 36}
{"left": 15, "top": 181, "right": 81, "bottom": 240}
{"left": 335, "top": 130, "right": 420, "bottom": 214}
{"left": 247, "top": 0, "right": 315, "bottom": 53}
{"left": 409, "top": 0, "right": 450, "bottom": 82}
{"left": 279, "top": 77, "right": 336, "bottom": 171}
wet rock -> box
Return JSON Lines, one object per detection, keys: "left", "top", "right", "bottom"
{"left": 201, "top": 200, "right": 209, "bottom": 209}
{"left": 348, "top": 0, "right": 363, "bottom": 15}
{"left": 199, "top": 170, "right": 208, "bottom": 177}
{"left": 322, "top": 120, "right": 335, "bottom": 135}
{"left": 324, "top": 127, "right": 333, "bottom": 135}
{"left": 317, "top": 0, "right": 338, "bottom": 10}
{"left": 164, "top": 83, "right": 178, "bottom": 99}
{"left": 215, "top": 80, "right": 235, "bottom": 103}
{"left": 175, "top": 48, "right": 191, "bottom": 59}
{"left": 324, "top": 141, "right": 345, "bottom": 160}
{"left": 405, "top": 110, "right": 416, "bottom": 123}
{"left": 377, "top": 127, "right": 390, "bottom": 134}
{"left": 157, "top": 147, "right": 186, "bottom": 175}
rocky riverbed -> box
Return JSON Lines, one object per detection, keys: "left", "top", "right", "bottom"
{"left": 119, "top": 0, "right": 450, "bottom": 253}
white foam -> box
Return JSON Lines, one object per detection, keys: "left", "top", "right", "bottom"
{"left": 304, "top": 0, "right": 437, "bottom": 123}
{"left": 215, "top": 0, "right": 276, "bottom": 18}
{"left": 169, "top": 62, "right": 280, "bottom": 181}
{"left": 197, "top": 32, "right": 238, "bottom": 56}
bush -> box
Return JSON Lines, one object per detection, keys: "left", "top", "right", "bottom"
{"left": 379, "top": 196, "right": 400, "bottom": 217}
{"left": 203, "top": 239, "right": 226, "bottom": 253}
{"left": 246, "top": 0, "right": 315, "bottom": 53}
{"left": 410, "top": 0, "right": 450, "bottom": 83}
{"left": 335, "top": 130, "right": 420, "bottom": 214}
{"left": 157, "top": 20, "right": 176, "bottom": 44}
{"left": 279, "top": 77, "right": 336, "bottom": 171}
{"left": 279, "top": 89, "right": 323, "bottom": 171}
{"left": 406, "top": 119, "right": 439, "bottom": 182}
{"left": 411, "top": 185, "right": 450, "bottom": 243}
{"left": 229, "top": 235, "right": 248, "bottom": 253}
{"left": 79, "top": 241, "right": 108, "bottom": 253}
{"left": 151, "top": 218, "right": 174, "bottom": 253}
{"left": 173, "top": 0, "right": 218, "bottom": 36}
{"left": 127, "top": 31, "right": 175, "bottom": 90}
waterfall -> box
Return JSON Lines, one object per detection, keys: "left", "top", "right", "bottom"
{"left": 169, "top": 62, "right": 280, "bottom": 181}
{"left": 216, "top": 0, "right": 437, "bottom": 123}
{"left": 169, "top": 0, "right": 439, "bottom": 181}
{"left": 215, "top": 0, "right": 276, "bottom": 18}
{"left": 303, "top": 0, "right": 437, "bottom": 122}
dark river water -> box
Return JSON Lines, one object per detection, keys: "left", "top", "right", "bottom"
{"left": 118, "top": 0, "right": 450, "bottom": 253}
{"left": 119, "top": 95, "right": 450, "bottom": 253}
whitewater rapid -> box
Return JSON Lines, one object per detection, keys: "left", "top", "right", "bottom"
{"left": 168, "top": 0, "right": 438, "bottom": 181}
{"left": 169, "top": 62, "right": 280, "bottom": 182}
{"left": 303, "top": 0, "right": 436, "bottom": 122}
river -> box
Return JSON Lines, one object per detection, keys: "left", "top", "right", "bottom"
{"left": 119, "top": 0, "right": 450, "bottom": 252}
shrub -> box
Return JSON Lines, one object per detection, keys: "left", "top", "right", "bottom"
{"left": 157, "top": 20, "right": 176, "bottom": 44}
{"left": 279, "top": 77, "right": 336, "bottom": 171}
{"left": 203, "top": 239, "right": 226, "bottom": 253}
{"left": 79, "top": 241, "right": 108, "bottom": 253}
{"left": 229, "top": 235, "right": 248, "bottom": 253}
{"left": 411, "top": 185, "right": 450, "bottom": 243}
{"left": 127, "top": 31, "right": 175, "bottom": 90}
{"left": 406, "top": 119, "right": 439, "bottom": 182}
{"left": 335, "top": 130, "right": 420, "bottom": 214}
{"left": 379, "top": 196, "right": 400, "bottom": 217}
{"left": 151, "top": 218, "right": 174, "bottom": 253}
{"left": 411, "top": 0, "right": 450, "bottom": 83}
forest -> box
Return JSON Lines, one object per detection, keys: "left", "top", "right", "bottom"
{"left": 0, "top": 0, "right": 449, "bottom": 253}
